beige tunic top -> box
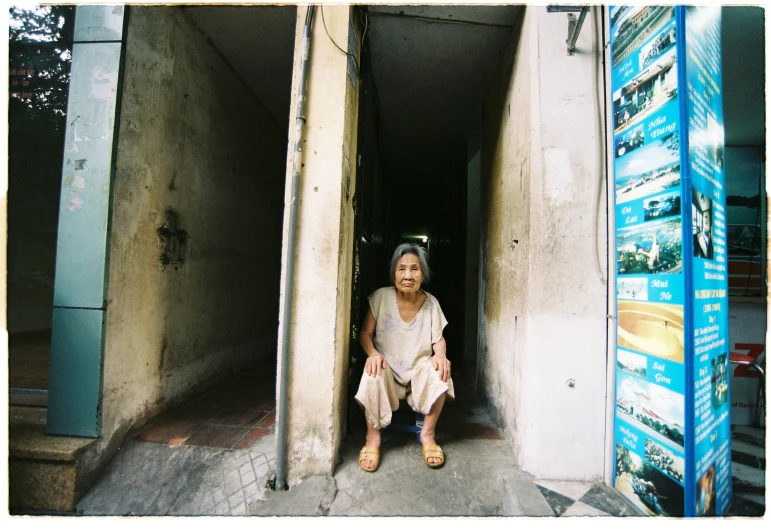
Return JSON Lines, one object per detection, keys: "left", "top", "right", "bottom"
{"left": 368, "top": 287, "right": 448, "bottom": 385}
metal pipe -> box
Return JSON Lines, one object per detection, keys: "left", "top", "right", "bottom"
{"left": 567, "top": 6, "right": 589, "bottom": 54}
{"left": 275, "top": 4, "right": 315, "bottom": 492}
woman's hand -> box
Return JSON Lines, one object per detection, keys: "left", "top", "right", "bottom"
{"left": 365, "top": 353, "right": 387, "bottom": 377}
{"left": 431, "top": 337, "right": 450, "bottom": 382}
{"left": 431, "top": 353, "right": 451, "bottom": 382}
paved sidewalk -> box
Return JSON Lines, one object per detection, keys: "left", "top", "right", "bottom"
{"left": 76, "top": 366, "right": 636, "bottom": 517}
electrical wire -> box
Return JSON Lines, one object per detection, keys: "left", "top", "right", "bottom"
{"left": 320, "top": 5, "right": 359, "bottom": 76}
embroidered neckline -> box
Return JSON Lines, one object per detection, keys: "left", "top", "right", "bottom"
{"left": 392, "top": 286, "right": 427, "bottom": 326}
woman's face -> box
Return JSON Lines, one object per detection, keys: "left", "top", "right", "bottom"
{"left": 394, "top": 253, "right": 423, "bottom": 294}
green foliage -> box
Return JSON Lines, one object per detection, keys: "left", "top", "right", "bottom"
{"left": 8, "top": 5, "right": 75, "bottom": 133}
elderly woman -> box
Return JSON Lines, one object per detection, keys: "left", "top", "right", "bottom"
{"left": 355, "top": 243, "right": 454, "bottom": 472}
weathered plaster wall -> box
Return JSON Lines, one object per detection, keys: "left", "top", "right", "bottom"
{"left": 276, "top": 5, "right": 359, "bottom": 484}
{"left": 96, "top": 5, "right": 286, "bottom": 457}
{"left": 479, "top": 7, "right": 608, "bottom": 480}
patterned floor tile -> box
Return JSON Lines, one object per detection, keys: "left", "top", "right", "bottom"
{"left": 135, "top": 419, "right": 202, "bottom": 446}
{"left": 535, "top": 480, "right": 593, "bottom": 501}
{"left": 578, "top": 484, "right": 632, "bottom": 516}
{"left": 257, "top": 411, "right": 276, "bottom": 428}
{"left": 561, "top": 500, "right": 611, "bottom": 516}
{"left": 182, "top": 424, "right": 251, "bottom": 449}
{"left": 536, "top": 485, "right": 575, "bottom": 516}
{"left": 234, "top": 428, "right": 272, "bottom": 449}
{"left": 210, "top": 408, "right": 270, "bottom": 427}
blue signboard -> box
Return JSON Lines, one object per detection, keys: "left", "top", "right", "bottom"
{"left": 609, "top": 6, "right": 730, "bottom": 517}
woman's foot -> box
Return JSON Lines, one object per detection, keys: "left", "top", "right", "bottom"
{"left": 360, "top": 427, "right": 381, "bottom": 471}
{"left": 420, "top": 429, "right": 443, "bottom": 466}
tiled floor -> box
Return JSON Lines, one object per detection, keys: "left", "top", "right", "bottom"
{"left": 134, "top": 366, "right": 276, "bottom": 450}
{"left": 535, "top": 481, "right": 637, "bottom": 516}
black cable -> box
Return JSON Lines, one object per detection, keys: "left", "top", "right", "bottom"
{"left": 320, "top": 5, "right": 359, "bottom": 76}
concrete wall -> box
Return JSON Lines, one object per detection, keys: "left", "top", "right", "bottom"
{"left": 93, "top": 5, "right": 287, "bottom": 462}
{"left": 479, "top": 7, "right": 609, "bottom": 480}
{"left": 277, "top": 5, "right": 360, "bottom": 484}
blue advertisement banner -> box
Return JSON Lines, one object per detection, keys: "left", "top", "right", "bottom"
{"left": 609, "top": 5, "right": 730, "bottom": 517}
{"left": 684, "top": 5, "right": 731, "bottom": 517}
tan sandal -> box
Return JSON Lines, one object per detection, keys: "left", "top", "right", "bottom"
{"left": 359, "top": 446, "right": 380, "bottom": 472}
{"left": 422, "top": 444, "right": 445, "bottom": 468}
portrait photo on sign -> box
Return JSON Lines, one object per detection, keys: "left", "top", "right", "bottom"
{"left": 617, "top": 300, "right": 684, "bottom": 362}
{"left": 696, "top": 464, "right": 716, "bottom": 516}
{"left": 617, "top": 217, "right": 683, "bottom": 275}
{"left": 692, "top": 188, "right": 714, "bottom": 260}
{"left": 615, "top": 443, "right": 684, "bottom": 516}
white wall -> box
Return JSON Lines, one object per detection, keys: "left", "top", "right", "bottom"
{"left": 479, "top": 7, "right": 609, "bottom": 480}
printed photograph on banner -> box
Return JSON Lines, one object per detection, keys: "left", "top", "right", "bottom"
{"left": 615, "top": 444, "right": 684, "bottom": 516}
{"left": 645, "top": 438, "right": 684, "bottom": 484}
{"left": 644, "top": 192, "right": 681, "bottom": 222}
{"left": 618, "top": 301, "right": 684, "bottom": 362}
{"left": 618, "top": 277, "right": 649, "bottom": 301}
{"left": 615, "top": 128, "right": 680, "bottom": 204}
{"left": 711, "top": 353, "right": 729, "bottom": 410}
{"left": 617, "top": 348, "right": 647, "bottom": 378}
{"left": 692, "top": 189, "right": 714, "bottom": 259}
{"left": 639, "top": 20, "right": 676, "bottom": 70}
{"left": 695, "top": 464, "right": 716, "bottom": 516}
{"left": 615, "top": 372, "right": 685, "bottom": 448}
{"left": 610, "top": 5, "right": 675, "bottom": 69}
{"left": 613, "top": 54, "right": 678, "bottom": 136}
{"left": 615, "top": 124, "right": 645, "bottom": 158}
{"left": 617, "top": 218, "right": 682, "bottom": 275}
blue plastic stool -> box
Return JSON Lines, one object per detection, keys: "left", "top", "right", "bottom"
{"left": 385, "top": 411, "right": 424, "bottom": 441}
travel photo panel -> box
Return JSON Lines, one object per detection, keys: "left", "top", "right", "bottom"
{"left": 610, "top": 5, "right": 732, "bottom": 516}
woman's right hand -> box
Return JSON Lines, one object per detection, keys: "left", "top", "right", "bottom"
{"left": 365, "top": 353, "right": 387, "bottom": 377}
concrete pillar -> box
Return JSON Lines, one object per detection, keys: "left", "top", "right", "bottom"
{"left": 479, "top": 6, "right": 608, "bottom": 480}
{"left": 277, "top": 5, "right": 360, "bottom": 483}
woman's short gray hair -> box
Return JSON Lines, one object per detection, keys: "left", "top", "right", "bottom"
{"left": 389, "top": 243, "right": 431, "bottom": 284}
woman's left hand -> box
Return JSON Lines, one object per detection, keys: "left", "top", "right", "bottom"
{"left": 431, "top": 353, "right": 451, "bottom": 382}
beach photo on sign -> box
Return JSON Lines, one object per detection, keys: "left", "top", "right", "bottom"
{"left": 644, "top": 438, "right": 684, "bottom": 483}
{"left": 692, "top": 189, "right": 714, "bottom": 260}
{"left": 610, "top": 6, "right": 675, "bottom": 69}
{"left": 615, "top": 131, "right": 680, "bottom": 204}
{"left": 618, "top": 277, "right": 648, "bottom": 301}
{"left": 615, "top": 444, "right": 684, "bottom": 516}
{"left": 613, "top": 50, "right": 678, "bottom": 135}
{"left": 617, "top": 217, "right": 682, "bottom": 275}
{"left": 617, "top": 300, "right": 684, "bottom": 362}
{"left": 644, "top": 192, "right": 681, "bottom": 221}
{"left": 617, "top": 349, "right": 647, "bottom": 378}
{"left": 711, "top": 353, "right": 729, "bottom": 410}
{"left": 616, "top": 372, "right": 685, "bottom": 448}
{"left": 696, "top": 464, "right": 716, "bottom": 516}
{"left": 615, "top": 125, "right": 645, "bottom": 158}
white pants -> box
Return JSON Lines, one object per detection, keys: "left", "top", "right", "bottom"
{"left": 354, "top": 357, "right": 455, "bottom": 429}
